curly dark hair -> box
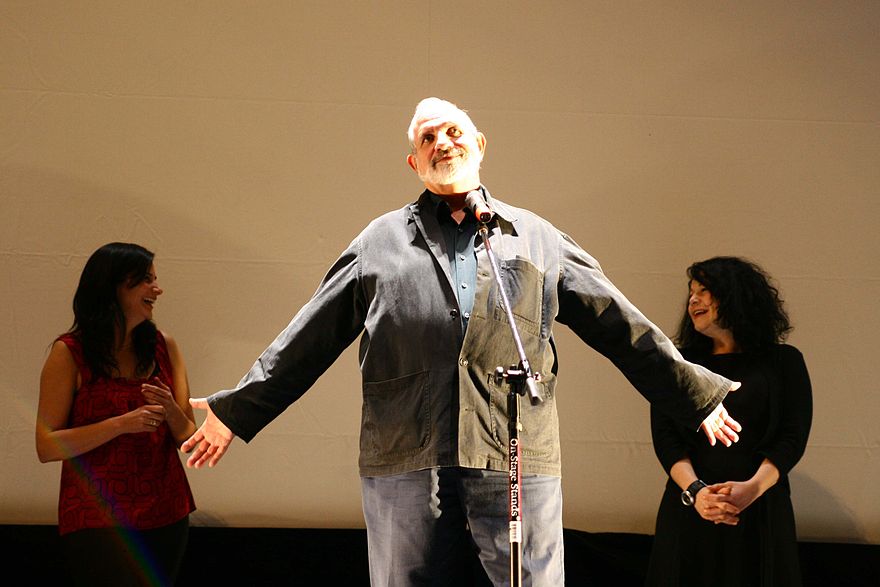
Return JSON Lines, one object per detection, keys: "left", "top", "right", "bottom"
{"left": 675, "top": 256, "right": 791, "bottom": 354}
{"left": 67, "top": 242, "right": 158, "bottom": 380}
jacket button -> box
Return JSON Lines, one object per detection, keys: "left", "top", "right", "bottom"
{"left": 459, "top": 358, "right": 469, "bottom": 367}
{"left": 450, "top": 309, "right": 459, "bottom": 318}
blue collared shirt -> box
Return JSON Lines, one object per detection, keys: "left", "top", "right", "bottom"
{"left": 429, "top": 193, "right": 479, "bottom": 337}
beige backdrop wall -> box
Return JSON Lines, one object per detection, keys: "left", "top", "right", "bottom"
{"left": 1, "top": 1, "right": 877, "bottom": 544}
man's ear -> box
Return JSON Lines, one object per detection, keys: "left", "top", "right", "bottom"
{"left": 406, "top": 153, "right": 418, "bottom": 172}
{"left": 476, "top": 132, "right": 487, "bottom": 156}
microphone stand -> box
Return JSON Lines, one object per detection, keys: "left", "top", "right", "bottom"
{"left": 476, "top": 220, "right": 543, "bottom": 587}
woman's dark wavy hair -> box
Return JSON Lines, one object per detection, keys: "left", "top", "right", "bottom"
{"left": 675, "top": 256, "right": 792, "bottom": 354}
{"left": 67, "top": 242, "right": 158, "bottom": 380}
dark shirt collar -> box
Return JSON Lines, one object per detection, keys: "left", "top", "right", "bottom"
{"left": 427, "top": 192, "right": 476, "bottom": 227}
{"left": 424, "top": 186, "right": 491, "bottom": 226}
{"left": 415, "top": 185, "right": 516, "bottom": 228}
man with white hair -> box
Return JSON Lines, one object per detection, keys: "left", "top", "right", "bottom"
{"left": 183, "top": 97, "right": 741, "bottom": 586}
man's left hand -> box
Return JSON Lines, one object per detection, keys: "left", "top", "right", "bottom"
{"left": 700, "top": 400, "right": 742, "bottom": 447}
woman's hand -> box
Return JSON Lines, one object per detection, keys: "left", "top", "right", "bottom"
{"left": 709, "top": 459, "right": 780, "bottom": 521}
{"left": 709, "top": 480, "right": 762, "bottom": 515}
{"left": 694, "top": 485, "right": 741, "bottom": 526}
{"left": 120, "top": 403, "right": 167, "bottom": 434}
{"left": 142, "top": 378, "right": 179, "bottom": 417}
{"left": 142, "top": 377, "right": 196, "bottom": 445}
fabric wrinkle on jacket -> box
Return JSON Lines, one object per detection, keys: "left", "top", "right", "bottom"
{"left": 208, "top": 187, "right": 733, "bottom": 478}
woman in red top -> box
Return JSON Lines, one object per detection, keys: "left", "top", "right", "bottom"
{"left": 37, "top": 242, "right": 196, "bottom": 586}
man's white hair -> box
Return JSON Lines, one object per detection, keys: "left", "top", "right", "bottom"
{"left": 406, "top": 97, "right": 478, "bottom": 152}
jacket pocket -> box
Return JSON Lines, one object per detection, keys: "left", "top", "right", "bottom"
{"left": 488, "top": 376, "right": 557, "bottom": 460}
{"left": 361, "top": 370, "right": 431, "bottom": 463}
{"left": 492, "top": 257, "right": 543, "bottom": 336}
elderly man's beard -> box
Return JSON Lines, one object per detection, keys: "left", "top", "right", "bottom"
{"left": 418, "top": 147, "right": 482, "bottom": 187}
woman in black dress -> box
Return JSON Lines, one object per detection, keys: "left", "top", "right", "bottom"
{"left": 646, "top": 256, "right": 812, "bottom": 586}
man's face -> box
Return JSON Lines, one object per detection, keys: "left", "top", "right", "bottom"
{"left": 406, "top": 107, "right": 486, "bottom": 195}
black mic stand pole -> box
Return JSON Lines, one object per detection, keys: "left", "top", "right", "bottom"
{"left": 475, "top": 221, "right": 543, "bottom": 587}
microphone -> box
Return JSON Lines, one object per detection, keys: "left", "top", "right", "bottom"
{"left": 465, "top": 190, "right": 494, "bottom": 223}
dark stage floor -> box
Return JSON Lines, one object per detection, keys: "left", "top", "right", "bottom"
{"left": 3, "top": 524, "right": 876, "bottom": 585}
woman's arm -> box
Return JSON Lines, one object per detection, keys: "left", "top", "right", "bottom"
{"left": 670, "top": 458, "right": 741, "bottom": 525}
{"left": 711, "top": 347, "right": 812, "bottom": 515}
{"left": 760, "top": 345, "right": 813, "bottom": 474}
{"left": 36, "top": 340, "right": 159, "bottom": 462}
{"left": 711, "top": 458, "right": 780, "bottom": 516}
{"left": 141, "top": 332, "right": 196, "bottom": 447}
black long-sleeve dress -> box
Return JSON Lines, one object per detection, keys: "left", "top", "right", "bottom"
{"left": 645, "top": 344, "right": 812, "bottom": 587}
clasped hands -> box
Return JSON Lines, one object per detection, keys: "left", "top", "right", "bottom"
{"left": 694, "top": 480, "right": 761, "bottom": 525}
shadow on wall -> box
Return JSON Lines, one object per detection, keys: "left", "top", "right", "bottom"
{"left": 791, "top": 471, "right": 868, "bottom": 543}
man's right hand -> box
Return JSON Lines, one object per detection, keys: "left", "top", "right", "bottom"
{"left": 182, "top": 398, "right": 235, "bottom": 468}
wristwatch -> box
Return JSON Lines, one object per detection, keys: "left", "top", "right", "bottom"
{"left": 681, "top": 479, "right": 708, "bottom": 506}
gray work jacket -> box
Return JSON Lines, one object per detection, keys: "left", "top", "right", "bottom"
{"left": 208, "top": 188, "right": 731, "bottom": 477}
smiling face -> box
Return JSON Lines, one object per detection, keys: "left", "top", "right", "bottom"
{"left": 117, "top": 263, "right": 162, "bottom": 330}
{"left": 406, "top": 99, "right": 486, "bottom": 195}
{"left": 688, "top": 280, "right": 724, "bottom": 338}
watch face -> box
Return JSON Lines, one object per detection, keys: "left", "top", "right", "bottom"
{"left": 681, "top": 480, "right": 706, "bottom": 506}
{"left": 681, "top": 490, "right": 695, "bottom": 506}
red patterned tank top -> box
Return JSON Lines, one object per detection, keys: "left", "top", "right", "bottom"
{"left": 56, "top": 332, "right": 196, "bottom": 535}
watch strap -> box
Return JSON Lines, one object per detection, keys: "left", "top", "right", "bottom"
{"left": 681, "top": 479, "right": 708, "bottom": 506}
